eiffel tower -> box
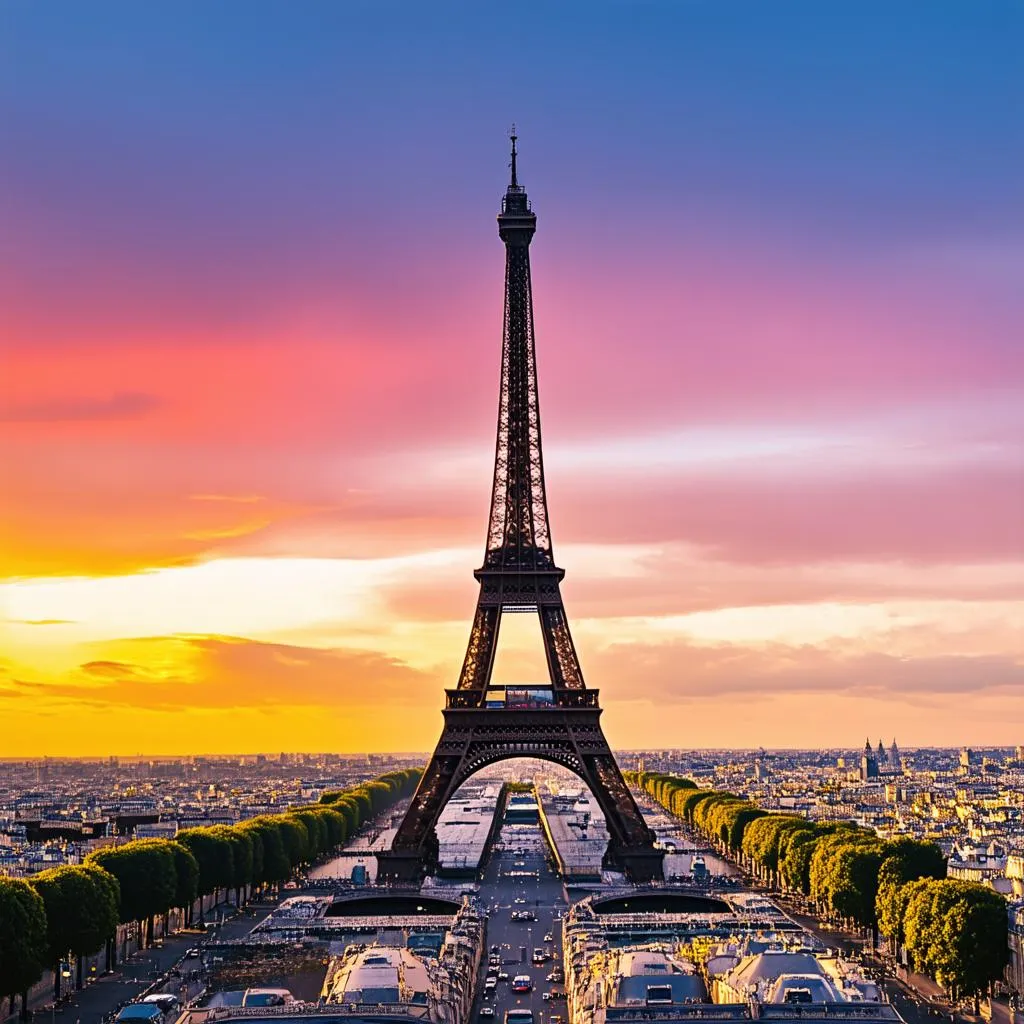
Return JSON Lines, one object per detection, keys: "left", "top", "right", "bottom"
{"left": 377, "top": 133, "right": 663, "bottom": 884}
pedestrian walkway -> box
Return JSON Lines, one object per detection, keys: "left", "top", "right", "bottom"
{"left": 7, "top": 901, "right": 279, "bottom": 1024}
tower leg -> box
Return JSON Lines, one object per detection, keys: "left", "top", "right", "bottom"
{"left": 378, "top": 710, "right": 664, "bottom": 884}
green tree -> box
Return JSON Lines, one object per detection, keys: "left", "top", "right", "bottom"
{"left": 904, "top": 879, "right": 1008, "bottom": 1009}
{"left": 277, "top": 816, "right": 309, "bottom": 870}
{"left": 742, "top": 815, "right": 809, "bottom": 882}
{"left": 905, "top": 879, "right": 965, "bottom": 982}
{"left": 80, "top": 864, "right": 121, "bottom": 971}
{"left": 941, "top": 885, "right": 1008, "bottom": 1010}
{"left": 29, "top": 866, "right": 118, "bottom": 995}
{"left": 780, "top": 832, "right": 819, "bottom": 894}
{"left": 166, "top": 841, "right": 199, "bottom": 922}
{"left": 220, "top": 827, "right": 254, "bottom": 904}
{"left": 85, "top": 839, "right": 177, "bottom": 947}
{"left": 235, "top": 821, "right": 265, "bottom": 891}
{"left": 875, "top": 842, "right": 946, "bottom": 949}
{"left": 0, "top": 877, "right": 48, "bottom": 1020}
{"left": 176, "top": 827, "right": 233, "bottom": 919}
{"left": 347, "top": 788, "right": 373, "bottom": 824}
{"left": 245, "top": 817, "right": 290, "bottom": 884}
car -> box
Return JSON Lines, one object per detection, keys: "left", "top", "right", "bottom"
{"left": 487, "top": 966, "right": 499, "bottom": 977}
{"left": 514, "top": 897, "right": 527, "bottom": 904}
{"left": 491, "top": 945, "right": 500, "bottom": 953}
{"left": 543, "top": 934, "right": 553, "bottom": 943}
{"left": 546, "top": 972, "right": 562, "bottom": 983}
{"left": 498, "top": 972, "right": 509, "bottom": 981}
{"left": 542, "top": 993, "right": 551, "bottom": 1002}
{"left": 514, "top": 860, "right": 525, "bottom": 866}
{"left": 480, "top": 1010, "right": 495, "bottom": 1019}
{"left": 512, "top": 976, "right": 532, "bottom": 993}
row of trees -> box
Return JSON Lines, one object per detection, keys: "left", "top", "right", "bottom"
{"left": 0, "top": 768, "right": 422, "bottom": 1019}
{"left": 628, "top": 772, "right": 1008, "bottom": 1008}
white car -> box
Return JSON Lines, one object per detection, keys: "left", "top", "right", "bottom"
{"left": 543, "top": 934, "right": 553, "bottom": 943}
{"left": 481, "top": 1009, "right": 495, "bottom": 1018}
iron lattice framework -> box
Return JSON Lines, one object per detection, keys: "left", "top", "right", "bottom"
{"left": 377, "top": 135, "right": 663, "bottom": 884}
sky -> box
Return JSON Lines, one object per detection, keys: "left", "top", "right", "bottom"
{"left": 1, "top": 1, "right": 1022, "bottom": 756}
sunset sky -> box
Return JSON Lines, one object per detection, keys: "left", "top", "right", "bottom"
{"left": 2, "top": 2, "right": 1022, "bottom": 755}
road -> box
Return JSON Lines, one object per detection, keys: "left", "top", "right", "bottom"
{"left": 470, "top": 822, "right": 569, "bottom": 1024}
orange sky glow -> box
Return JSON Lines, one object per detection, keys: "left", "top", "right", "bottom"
{"left": 3, "top": 5, "right": 1022, "bottom": 756}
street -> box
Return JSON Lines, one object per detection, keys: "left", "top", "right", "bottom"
{"left": 470, "top": 822, "right": 570, "bottom": 1024}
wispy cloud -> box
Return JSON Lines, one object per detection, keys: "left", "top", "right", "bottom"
{"left": 0, "top": 391, "right": 160, "bottom": 424}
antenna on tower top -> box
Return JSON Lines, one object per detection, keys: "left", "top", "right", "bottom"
{"left": 509, "top": 123, "right": 518, "bottom": 188}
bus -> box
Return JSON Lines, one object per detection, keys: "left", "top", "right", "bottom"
{"left": 511, "top": 976, "right": 533, "bottom": 993}
{"left": 506, "top": 1011, "right": 534, "bottom": 1024}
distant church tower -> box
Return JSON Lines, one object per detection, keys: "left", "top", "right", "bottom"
{"left": 876, "top": 739, "right": 888, "bottom": 766}
{"left": 861, "top": 738, "right": 879, "bottom": 782}
{"left": 889, "top": 738, "right": 900, "bottom": 768}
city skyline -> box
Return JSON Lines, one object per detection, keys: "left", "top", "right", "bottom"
{"left": 2, "top": 2, "right": 1022, "bottom": 755}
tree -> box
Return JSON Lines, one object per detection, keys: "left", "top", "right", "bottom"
{"left": 277, "top": 816, "right": 309, "bottom": 869}
{"left": 234, "top": 821, "right": 266, "bottom": 892}
{"left": 347, "top": 789, "right": 373, "bottom": 824}
{"left": 829, "top": 841, "right": 887, "bottom": 934}
{"left": 0, "top": 877, "right": 48, "bottom": 1020}
{"left": 316, "top": 808, "right": 347, "bottom": 851}
{"left": 904, "top": 879, "right": 1008, "bottom": 1008}
{"left": 81, "top": 864, "right": 121, "bottom": 971}
{"left": 876, "top": 842, "right": 946, "bottom": 950}
{"left": 780, "top": 832, "right": 819, "bottom": 894}
{"left": 332, "top": 797, "right": 361, "bottom": 836}
{"left": 742, "top": 815, "right": 809, "bottom": 882}
{"left": 941, "top": 885, "right": 1008, "bottom": 1010}
{"left": 245, "top": 817, "right": 290, "bottom": 884}
{"left": 289, "top": 810, "right": 325, "bottom": 861}
{"left": 177, "top": 827, "right": 233, "bottom": 919}
{"left": 85, "top": 840, "right": 177, "bottom": 947}
{"left": 29, "top": 866, "right": 118, "bottom": 995}
{"left": 166, "top": 842, "right": 199, "bottom": 922}
{"left": 809, "top": 831, "right": 881, "bottom": 923}
{"left": 905, "top": 879, "right": 965, "bottom": 983}
{"left": 220, "top": 827, "right": 254, "bottom": 904}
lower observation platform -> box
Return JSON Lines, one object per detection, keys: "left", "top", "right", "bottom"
{"left": 446, "top": 683, "right": 599, "bottom": 710}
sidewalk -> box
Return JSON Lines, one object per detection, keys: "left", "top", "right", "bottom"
{"left": 12, "top": 900, "right": 279, "bottom": 1024}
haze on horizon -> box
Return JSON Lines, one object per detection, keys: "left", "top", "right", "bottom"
{"left": 1, "top": 2, "right": 1022, "bottom": 757}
